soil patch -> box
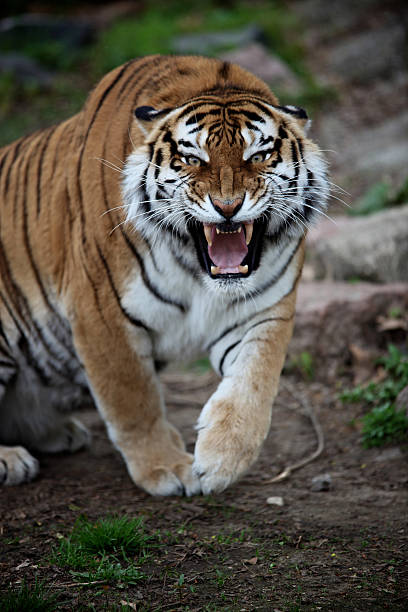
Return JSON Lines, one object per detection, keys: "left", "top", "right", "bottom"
{"left": 1, "top": 371, "right": 407, "bottom": 611}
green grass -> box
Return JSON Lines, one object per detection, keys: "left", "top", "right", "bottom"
{"left": 91, "top": 0, "right": 303, "bottom": 76}
{"left": 349, "top": 175, "right": 408, "bottom": 216}
{"left": 89, "top": 0, "right": 331, "bottom": 110}
{"left": 286, "top": 350, "right": 315, "bottom": 380}
{"left": 340, "top": 344, "right": 408, "bottom": 447}
{"left": 0, "top": 0, "right": 334, "bottom": 147}
{"left": 0, "top": 579, "right": 57, "bottom": 612}
{"left": 51, "top": 515, "right": 152, "bottom": 586}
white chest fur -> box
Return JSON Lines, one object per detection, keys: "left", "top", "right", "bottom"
{"left": 121, "top": 234, "right": 300, "bottom": 367}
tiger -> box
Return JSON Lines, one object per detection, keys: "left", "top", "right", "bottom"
{"left": 0, "top": 55, "right": 328, "bottom": 495}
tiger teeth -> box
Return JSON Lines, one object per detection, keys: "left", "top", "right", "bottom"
{"left": 244, "top": 222, "right": 254, "bottom": 245}
{"left": 203, "top": 224, "right": 212, "bottom": 246}
{"left": 211, "top": 264, "right": 248, "bottom": 275}
{"left": 216, "top": 228, "right": 220, "bottom": 234}
{"left": 217, "top": 227, "right": 243, "bottom": 234}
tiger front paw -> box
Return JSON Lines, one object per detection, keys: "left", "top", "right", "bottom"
{"left": 122, "top": 421, "right": 201, "bottom": 496}
{"left": 0, "top": 445, "right": 40, "bottom": 486}
{"left": 193, "top": 398, "right": 268, "bottom": 495}
{"left": 128, "top": 450, "right": 202, "bottom": 497}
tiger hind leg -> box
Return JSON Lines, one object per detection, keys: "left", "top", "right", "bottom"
{"left": 0, "top": 365, "right": 91, "bottom": 485}
{"left": 0, "top": 350, "right": 40, "bottom": 484}
{"left": 0, "top": 445, "right": 39, "bottom": 485}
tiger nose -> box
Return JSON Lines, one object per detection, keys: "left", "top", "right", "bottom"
{"left": 212, "top": 197, "right": 243, "bottom": 218}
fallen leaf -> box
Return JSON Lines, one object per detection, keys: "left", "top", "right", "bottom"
{"left": 15, "top": 560, "right": 30, "bottom": 571}
{"left": 377, "top": 315, "right": 407, "bottom": 332}
{"left": 243, "top": 557, "right": 258, "bottom": 565}
{"left": 120, "top": 601, "right": 137, "bottom": 610}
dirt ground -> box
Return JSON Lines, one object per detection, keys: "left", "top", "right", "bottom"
{"left": 1, "top": 369, "right": 407, "bottom": 611}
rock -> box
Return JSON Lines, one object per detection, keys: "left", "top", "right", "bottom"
{"left": 290, "top": 280, "right": 408, "bottom": 381}
{"left": 0, "top": 53, "right": 53, "bottom": 88}
{"left": 323, "top": 110, "right": 408, "bottom": 195}
{"left": 308, "top": 205, "right": 408, "bottom": 283}
{"left": 395, "top": 385, "right": 408, "bottom": 418}
{"left": 219, "top": 43, "right": 301, "bottom": 93}
{"left": 266, "top": 496, "right": 284, "bottom": 506}
{"left": 311, "top": 473, "right": 332, "bottom": 491}
{"left": 374, "top": 448, "right": 403, "bottom": 463}
{"left": 326, "top": 24, "right": 406, "bottom": 83}
{"left": 0, "top": 14, "right": 95, "bottom": 52}
{"left": 172, "top": 24, "right": 265, "bottom": 55}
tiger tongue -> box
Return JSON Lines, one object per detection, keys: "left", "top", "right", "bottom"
{"left": 208, "top": 228, "right": 248, "bottom": 268}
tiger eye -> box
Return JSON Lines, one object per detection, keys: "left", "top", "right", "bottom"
{"left": 250, "top": 152, "right": 265, "bottom": 163}
{"left": 187, "top": 156, "right": 201, "bottom": 167}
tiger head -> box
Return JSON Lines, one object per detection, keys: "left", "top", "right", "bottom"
{"left": 123, "top": 94, "right": 328, "bottom": 291}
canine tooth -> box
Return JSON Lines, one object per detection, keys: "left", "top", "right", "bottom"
{"left": 211, "top": 265, "right": 220, "bottom": 275}
{"left": 245, "top": 222, "right": 254, "bottom": 245}
{"left": 203, "top": 224, "right": 212, "bottom": 246}
{"left": 238, "top": 226, "right": 242, "bottom": 232}
{"left": 239, "top": 264, "right": 248, "bottom": 274}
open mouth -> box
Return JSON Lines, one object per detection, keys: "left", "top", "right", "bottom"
{"left": 189, "top": 218, "right": 267, "bottom": 279}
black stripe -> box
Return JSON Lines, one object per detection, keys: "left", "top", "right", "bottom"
{"left": 0, "top": 320, "right": 10, "bottom": 348}
{"left": 3, "top": 139, "right": 24, "bottom": 194}
{"left": 168, "top": 243, "right": 199, "bottom": 276}
{"left": 18, "top": 335, "right": 51, "bottom": 385}
{"left": 232, "top": 238, "right": 302, "bottom": 303}
{"left": 288, "top": 140, "right": 299, "bottom": 192}
{"left": 218, "top": 61, "right": 230, "bottom": 80}
{"left": 185, "top": 109, "right": 221, "bottom": 126}
{"left": 178, "top": 139, "right": 194, "bottom": 148}
{"left": 241, "top": 315, "right": 294, "bottom": 338}
{"left": 21, "top": 151, "right": 78, "bottom": 361}
{"left": 260, "top": 135, "right": 274, "bottom": 146}
{"left": 96, "top": 243, "right": 151, "bottom": 331}
{"left": 0, "top": 240, "right": 66, "bottom": 376}
{"left": 36, "top": 126, "right": 57, "bottom": 216}
{"left": 120, "top": 229, "right": 187, "bottom": 312}
{"left": 77, "top": 62, "right": 133, "bottom": 242}
{"left": 117, "top": 58, "right": 147, "bottom": 100}
{"left": 81, "top": 259, "right": 111, "bottom": 330}
{"left": 154, "top": 148, "right": 163, "bottom": 180}
{"left": 219, "top": 340, "right": 240, "bottom": 376}
{"left": 228, "top": 109, "right": 265, "bottom": 123}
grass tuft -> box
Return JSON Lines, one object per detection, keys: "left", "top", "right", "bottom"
{"left": 0, "top": 579, "right": 57, "bottom": 612}
{"left": 340, "top": 344, "right": 408, "bottom": 447}
{"left": 51, "top": 515, "right": 152, "bottom": 585}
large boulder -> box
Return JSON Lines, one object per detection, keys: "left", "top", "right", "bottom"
{"left": 290, "top": 281, "right": 408, "bottom": 381}
{"left": 308, "top": 205, "right": 408, "bottom": 283}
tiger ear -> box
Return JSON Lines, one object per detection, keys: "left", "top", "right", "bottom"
{"left": 276, "top": 105, "right": 311, "bottom": 133}
{"left": 134, "top": 105, "right": 173, "bottom": 135}
{"left": 134, "top": 106, "right": 172, "bottom": 122}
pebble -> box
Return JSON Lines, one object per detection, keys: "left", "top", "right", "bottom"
{"left": 266, "top": 496, "right": 284, "bottom": 506}
{"left": 311, "top": 473, "right": 332, "bottom": 491}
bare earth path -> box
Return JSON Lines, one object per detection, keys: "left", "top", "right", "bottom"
{"left": 1, "top": 370, "right": 407, "bottom": 610}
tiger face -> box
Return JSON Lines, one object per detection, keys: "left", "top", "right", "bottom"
{"left": 123, "top": 94, "right": 328, "bottom": 290}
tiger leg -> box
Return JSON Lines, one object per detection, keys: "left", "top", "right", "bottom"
{"left": 194, "top": 298, "right": 296, "bottom": 494}
{"left": 0, "top": 343, "right": 40, "bottom": 485}
{"left": 72, "top": 313, "right": 201, "bottom": 497}
{"left": 0, "top": 368, "right": 91, "bottom": 484}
